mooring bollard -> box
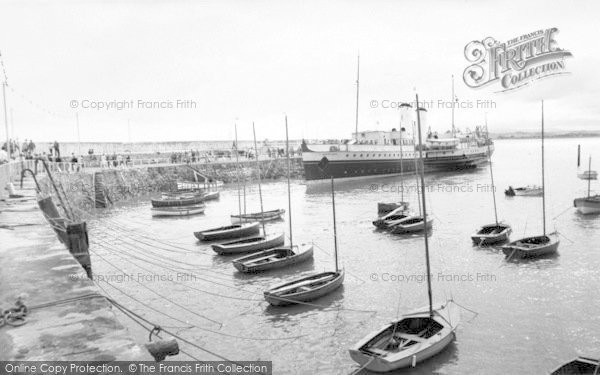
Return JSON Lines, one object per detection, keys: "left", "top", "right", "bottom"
{"left": 145, "top": 339, "right": 180, "bottom": 362}
{"left": 66, "top": 222, "right": 92, "bottom": 279}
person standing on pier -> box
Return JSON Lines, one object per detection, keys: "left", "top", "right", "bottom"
{"left": 53, "top": 140, "right": 60, "bottom": 157}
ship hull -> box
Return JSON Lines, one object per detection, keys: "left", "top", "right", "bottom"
{"left": 301, "top": 144, "right": 491, "bottom": 183}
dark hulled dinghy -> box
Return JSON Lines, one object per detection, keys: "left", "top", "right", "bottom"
{"left": 194, "top": 222, "right": 260, "bottom": 241}
{"left": 501, "top": 235, "right": 559, "bottom": 259}
{"left": 373, "top": 207, "right": 411, "bottom": 229}
{"left": 151, "top": 204, "right": 205, "bottom": 217}
{"left": 550, "top": 356, "right": 599, "bottom": 375}
{"left": 211, "top": 232, "right": 284, "bottom": 255}
{"left": 264, "top": 270, "right": 344, "bottom": 306}
{"left": 152, "top": 194, "right": 205, "bottom": 207}
{"left": 232, "top": 244, "right": 313, "bottom": 273}
{"left": 389, "top": 215, "right": 433, "bottom": 234}
{"left": 471, "top": 223, "right": 511, "bottom": 245}
{"left": 349, "top": 302, "right": 460, "bottom": 372}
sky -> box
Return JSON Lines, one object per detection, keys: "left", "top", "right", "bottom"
{"left": 0, "top": 0, "right": 599, "bottom": 142}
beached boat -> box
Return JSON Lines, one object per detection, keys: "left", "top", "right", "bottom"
{"left": 373, "top": 206, "right": 411, "bottom": 229}
{"left": 350, "top": 95, "right": 459, "bottom": 372}
{"left": 550, "top": 356, "right": 599, "bottom": 374}
{"left": 472, "top": 119, "right": 512, "bottom": 245}
{"left": 471, "top": 223, "right": 512, "bottom": 245}
{"left": 349, "top": 302, "right": 460, "bottom": 372}
{"left": 232, "top": 243, "right": 313, "bottom": 273}
{"left": 211, "top": 232, "right": 285, "bottom": 255}
{"left": 264, "top": 269, "right": 345, "bottom": 306}
{"left": 151, "top": 204, "right": 205, "bottom": 217}
{"left": 504, "top": 185, "right": 543, "bottom": 196}
{"left": 151, "top": 194, "right": 205, "bottom": 207}
{"left": 574, "top": 157, "right": 600, "bottom": 214}
{"left": 577, "top": 170, "right": 598, "bottom": 180}
{"left": 389, "top": 215, "right": 433, "bottom": 234}
{"left": 264, "top": 175, "right": 344, "bottom": 306}
{"left": 230, "top": 208, "right": 285, "bottom": 224}
{"left": 502, "top": 101, "right": 559, "bottom": 260}
{"left": 194, "top": 222, "right": 260, "bottom": 241}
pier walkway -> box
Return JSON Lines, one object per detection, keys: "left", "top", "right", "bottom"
{"left": 0, "top": 177, "right": 151, "bottom": 361}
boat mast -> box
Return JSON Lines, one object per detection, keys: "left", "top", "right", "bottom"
{"left": 415, "top": 94, "right": 433, "bottom": 319}
{"left": 588, "top": 156, "right": 592, "bottom": 198}
{"left": 252, "top": 122, "right": 266, "bottom": 235}
{"left": 399, "top": 108, "right": 404, "bottom": 203}
{"left": 285, "top": 116, "right": 293, "bottom": 249}
{"left": 234, "top": 122, "right": 242, "bottom": 218}
{"left": 331, "top": 177, "right": 339, "bottom": 272}
{"left": 412, "top": 121, "right": 422, "bottom": 216}
{"left": 354, "top": 54, "right": 360, "bottom": 140}
{"left": 541, "top": 101, "right": 546, "bottom": 236}
{"left": 486, "top": 114, "right": 498, "bottom": 226}
{"left": 451, "top": 75, "right": 455, "bottom": 138}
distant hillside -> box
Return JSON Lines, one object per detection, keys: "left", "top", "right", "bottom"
{"left": 490, "top": 130, "right": 600, "bottom": 139}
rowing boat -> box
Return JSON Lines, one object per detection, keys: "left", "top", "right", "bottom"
{"left": 151, "top": 204, "right": 205, "bottom": 217}
{"left": 264, "top": 270, "right": 345, "bottom": 306}
{"left": 230, "top": 209, "right": 285, "bottom": 224}
{"left": 550, "top": 356, "right": 599, "bottom": 374}
{"left": 471, "top": 223, "right": 511, "bottom": 245}
{"left": 211, "top": 232, "right": 285, "bottom": 255}
{"left": 501, "top": 234, "right": 559, "bottom": 259}
{"left": 151, "top": 194, "right": 205, "bottom": 207}
{"left": 373, "top": 207, "right": 411, "bottom": 229}
{"left": 389, "top": 215, "right": 433, "bottom": 234}
{"left": 194, "top": 222, "right": 260, "bottom": 241}
{"left": 232, "top": 243, "right": 313, "bottom": 273}
{"left": 504, "top": 185, "right": 543, "bottom": 196}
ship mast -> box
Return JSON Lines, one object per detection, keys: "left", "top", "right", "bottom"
{"left": 354, "top": 54, "right": 360, "bottom": 141}
{"left": 285, "top": 116, "right": 293, "bottom": 250}
{"left": 252, "top": 123, "right": 266, "bottom": 235}
{"left": 415, "top": 94, "right": 433, "bottom": 319}
{"left": 541, "top": 101, "right": 546, "bottom": 236}
{"left": 234, "top": 122, "right": 242, "bottom": 218}
{"left": 485, "top": 114, "right": 498, "bottom": 226}
{"left": 451, "top": 75, "right": 455, "bottom": 138}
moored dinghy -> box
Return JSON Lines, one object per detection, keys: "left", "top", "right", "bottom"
{"left": 372, "top": 206, "right": 411, "bottom": 229}
{"left": 550, "top": 356, "right": 599, "bottom": 374}
{"left": 471, "top": 223, "right": 512, "bottom": 245}
{"left": 349, "top": 302, "right": 460, "bottom": 372}
{"left": 471, "top": 117, "right": 512, "bottom": 245}
{"left": 350, "top": 95, "right": 459, "bottom": 372}
{"left": 389, "top": 215, "right": 432, "bottom": 234}
{"left": 502, "top": 101, "right": 559, "bottom": 260}
{"left": 194, "top": 222, "right": 260, "bottom": 241}
{"left": 504, "top": 185, "right": 543, "bottom": 196}
{"left": 151, "top": 194, "right": 205, "bottom": 207}
{"left": 264, "top": 176, "right": 344, "bottom": 306}
{"left": 574, "top": 156, "right": 600, "bottom": 214}
{"left": 232, "top": 243, "right": 313, "bottom": 273}
{"left": 151, "top": 204, "right": 205, "bottom": 217}
{"left": 202, "top": 190, "right": 220, "bottom": 201}
{"left": 230, "top": 208, "right": 285, "bottom": 224}
{"left": 211, "top": 232, "right": 285, "bottom": 255}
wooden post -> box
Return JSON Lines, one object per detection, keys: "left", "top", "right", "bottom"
{"left": 67, "top": 222, "right": 92, "bottom": 279}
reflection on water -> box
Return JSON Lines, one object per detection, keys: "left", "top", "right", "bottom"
{"left": 87, "top": 138, "right": 600, "bottom": 374}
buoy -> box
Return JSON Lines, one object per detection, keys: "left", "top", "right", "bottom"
{"left": 145, "top": 339, "right": 179, "bottom": 362}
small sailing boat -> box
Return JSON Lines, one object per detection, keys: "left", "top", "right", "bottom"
{"left": 504, "top": 185, "right": 543, "bottom": 197}
{"left": 233, "top": 117, "right": 313, "bottom": 273}
{"left": 472, "top": 118, "right": 512, "bottom": 245}
{"left": 194, "top": 222, "right": 260, "bottom": 241}
{"left": 151, "top": 203, "right": 205, "bottom": 217}
{"left": 578, "top": 170, "right": 598, "bottom": 180}
{"left": 388, "top": 120, "right": 432, "bottom": 235}
{"left": 264, "top": 177, "right": 344, "bottom": 306}
{"left": 574, "top": 156, "right": 600, "bottom": 214}
{"left": 230, "top": 208, "right": 285, "bottom": 224}
{"left": 212, "top": 122, "right": 285, "bottom": 254}
{"left": 350, "top": 94, "right": 459, "bottom": 372}
{"left": 212, "top": 233, "right": 285, "bottom": 255}
{"left": 372, "top": 206, "right": 411, "bottom": 229}
{"left": 550, "top": 356, "right": 599, "bottom": 374}
{"left": 502, "top": 101, "right": 560, "bottom": 259}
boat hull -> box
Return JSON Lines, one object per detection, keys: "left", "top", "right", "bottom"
{"left": 151, "top": 204, "right": 205, "bottom": 217}
{"left": 389, "top": 216, "right": 433, "bottom": 234}
{"left": 574, "top": 196, "right": 600, "bottom": 214}
{"left": 501, "top": 235, "right": 559, "bottom": 259}
{"left": 211, "top": 233, "right": 285, "bottom": 255}
{"left": 349, "top": 302, "right": 460, "bottom": 372}
{"left": 194, "top": 222, "right": 260, "bottom": 241}
{"left": 471, "top": 224, "right": 512, "bottom": 245}
{"left": 230, "top": 209, "right": 285, "bottom": 224}
{"left": 264, "top": 270, "right": 345, "bottom": 306}
{"left": 504, "top": 186, "right": 543, "bottom": 197}
{"left": 550, "top": 356, "right": 600, "bottom": 374}
{"left": 233, "top": 244, "right": 313, "bottom": 273}
{"left": 152, "top": 195, "right": 205, "bottom": 207}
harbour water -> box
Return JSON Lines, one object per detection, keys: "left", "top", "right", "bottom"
{"left": 86, "top": 137, "right": 600, "bottom": 374}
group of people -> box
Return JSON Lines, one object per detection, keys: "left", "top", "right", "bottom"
{"left": 99, "top": 153, "right": 132, "bottom": 169}
{"left": 169, "top": 150, "right": 204, "bottom": 164}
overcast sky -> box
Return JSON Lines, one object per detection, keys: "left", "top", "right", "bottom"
{"left": 1, "top": 0, "right": 598, "bottom": 142}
